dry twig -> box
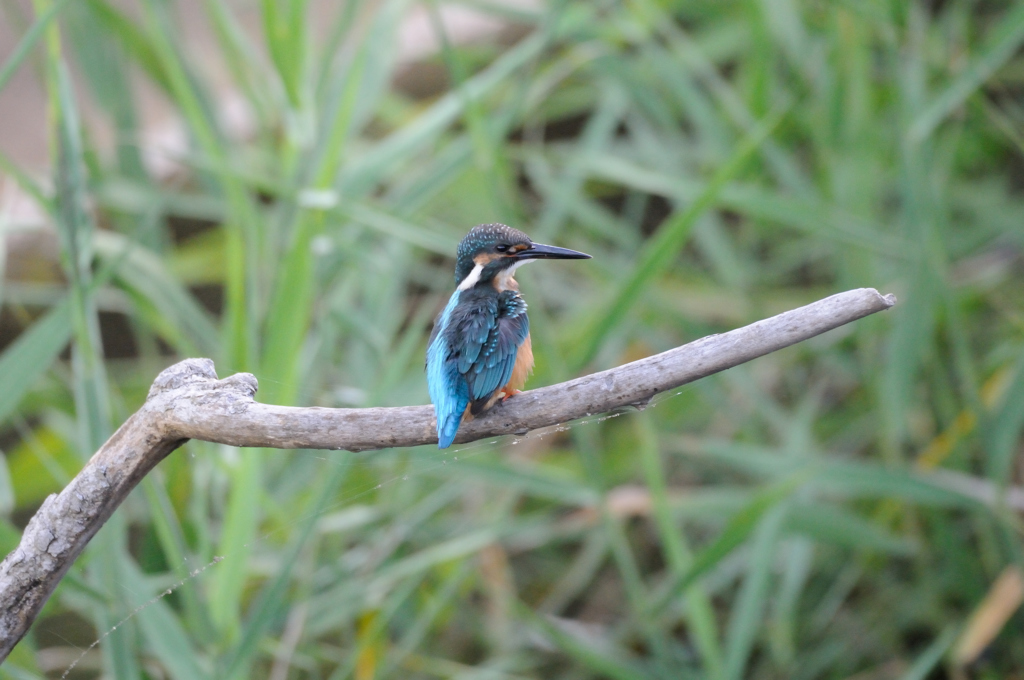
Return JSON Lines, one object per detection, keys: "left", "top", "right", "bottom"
{"left": 0, "top": 287, "right": 896, "bottom": 658}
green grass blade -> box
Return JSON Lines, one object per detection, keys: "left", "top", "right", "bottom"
{"left": 209, "top": 450, "right": 261, "bottom": 640}
{"left": 379, "top": 560, "right": 473, "bottom": 676}
{"left": 723, "top": 504, "right": 787, "bottom": 680}
{"left": 261, "top": 0, "right": 308, "bottom": 110}
{"left": 125, "top": 561, "right": 211, "bottom": 680}
{"left": 428, "top": 0, "right": 520, "bottom": 222}
{"left": 0, "top": 208, "right": 149, "bottom": 429}
{"left": 585, "top": 155, "right": 904, "bottom": 254}
{"left": 0, "top": 0, "right": 70, "bottom": 96}
{"left": 92, "top": 517, "right": 142, "bottom": 680}
{"left": 94, "top": 231, "right": 220, "bottom": 357}
{"left": 220, "top": 462, "right": 348, "bottom": 678}
{"left": 54, "top": 60, "right": 111, "bottom": 453}
{"left": 573, "top": 104, "right": 788, "bottom": 369}
{"left": 676, "top": 440, "right": 984, "bottom": 508}
{"left": 201, "top": 0, "right": 272, "bottom": 128}
{"left": 368, "top": 528, "right": 500, "bottom": 592}
{"left": 520, "top": 603, "right": 650, "bottom": 680}
{"left": 440, "top": 458, "right": 597, "bottom": 506}
{"left": 908, "top": 3, "right": 1024, "bottom": 143}
{"left": 259, "top": 34, "right": 368, "bottom": 405}
{"left": 342, "top": 202, "right": 456, "bottom": 255}
{"left": 338, "top": 28, "right": 550, "bottom": 196}
{"left": 785, "top": 503, "right": 915, "bottom": 555}
{"left": 0, "top": 149, "right": 53, "bottom": 212}
{"left": 0, "top": 632, "right": 43, "bottom": 680}
{"left": 651, "top": 477, "right": 800, "bottom": 616}
{"left": 636, "top": 415, "right": 724, "bottom": 678}
{"left": 0, "top": 452, "right": 13, "bottom": 517}
{"left": 138, "top": 0, "right": 259, "bottom": 371}
{"left": 84, "top": 0, "right": 174, "bottom": 95}
{"left": 986, "top": 360, "right": 1024, "bottom": 484}
{"left": 0, "top": 298, "right": 72, "bottom": 425}
{"left": 897, "top": 626, "right": 957, "bottom": 680}
{"left": 141, "top": 476, "right": 215, "bottom": 642}
{"left": 532, "top": 84, "right": 630, "bottom": 240}
{"left": 768, "top": 538, "right": 813, "bottom": 669}
{"left": 66, "top": 1, "right": 146, "bottom": 178}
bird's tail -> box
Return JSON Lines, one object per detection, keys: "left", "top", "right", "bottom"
{"left": 437, "top": 407, "right": 465, "bottom": 449}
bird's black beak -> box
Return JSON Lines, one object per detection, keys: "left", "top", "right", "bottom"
{"left": 515, "top": 242, "right": 592, "bottom": 260}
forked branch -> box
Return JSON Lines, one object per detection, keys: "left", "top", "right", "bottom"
{"left": 0, "top": 287, "right": 896, "bottom": 658}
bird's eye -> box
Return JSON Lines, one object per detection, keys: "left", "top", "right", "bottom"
{"left": 495, "top": 244, "right": 509, "bottom": 253}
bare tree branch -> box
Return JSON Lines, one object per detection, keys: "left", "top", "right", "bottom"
{"left": 0, "top": 287, "right": 895, "bottom": 659}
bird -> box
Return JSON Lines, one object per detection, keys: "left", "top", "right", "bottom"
{"left": 427, "top": 223, "right": 591, "bottom": 449}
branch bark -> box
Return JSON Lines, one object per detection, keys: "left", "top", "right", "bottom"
{"left": 0, "top": 287, "right": 895, "bottom": 658}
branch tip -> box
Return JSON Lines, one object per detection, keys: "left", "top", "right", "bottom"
{"left": 220, "top": 373, "right": 259, "bottom": 398}
{"left": 147, "top": 358, "right": 218, "bottom": 398}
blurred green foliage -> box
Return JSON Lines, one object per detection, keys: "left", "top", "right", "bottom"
{"left": 1, "top": 0, "right": 1024, "bottom": 678}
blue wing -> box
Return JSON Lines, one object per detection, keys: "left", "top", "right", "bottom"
{"left": 426, "top": 290, "right": 529, "bottom": 448}
{"left": 427, "top": 291, "right": 468, "bottom": 449}
{"left": 465, "top": 293, "right": 529, "bottom": 413}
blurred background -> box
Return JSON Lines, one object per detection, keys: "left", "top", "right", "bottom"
{"left": 1, "top": 0, "right": 1023, "bottom": 678}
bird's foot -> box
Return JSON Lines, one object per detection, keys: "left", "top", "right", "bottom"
{"left": 501, "top": 389, "right": 523, "bottom": 403}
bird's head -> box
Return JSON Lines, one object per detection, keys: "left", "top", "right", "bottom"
{"left": 454, "top": 223, "right": 591, "bottom": 291}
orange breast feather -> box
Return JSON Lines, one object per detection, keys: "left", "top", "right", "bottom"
{"left": 505, "top": 333, "right": 534, "bottom": 393}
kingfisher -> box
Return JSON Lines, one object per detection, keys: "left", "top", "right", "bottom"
{"left": 427, "top": 223, "right": 591, "bottom": 448}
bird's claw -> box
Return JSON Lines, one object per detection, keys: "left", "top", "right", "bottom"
{"left": 502, "top": 389, "right": 523, "bottom": 403}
